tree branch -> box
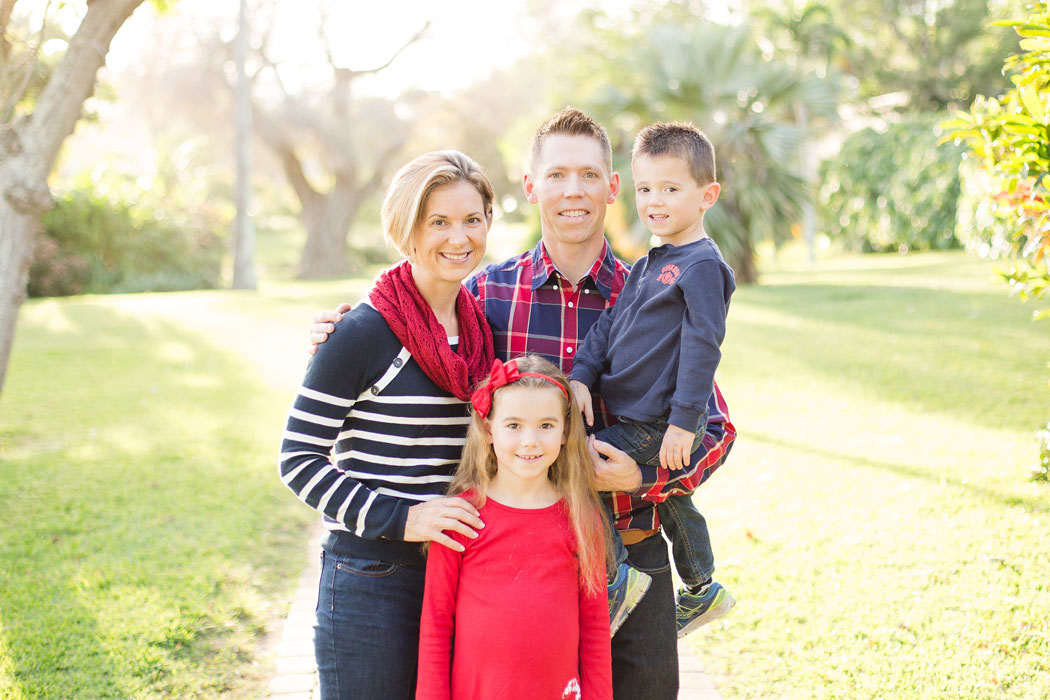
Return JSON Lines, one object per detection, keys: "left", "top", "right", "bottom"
{"left": 1, "top": 0, "right": 50, "bottom": 123}
{"left": 345, "top": 22, "right": 429, "bottom": 79}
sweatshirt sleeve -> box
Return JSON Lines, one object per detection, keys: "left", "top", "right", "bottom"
{"left": 278, "top": 311, "right": 411, "bottom": 540}
{"left": 667, "top": 260, "right": 733, "bottom": 433}
{"left": 570, "top": 302, "right": 617, "bottom": 387}
{"left": 577, "top": 570, "right": 613, "bottom": 699}
{"left": 416, "top": 539, "right": 464, "bottom": 700}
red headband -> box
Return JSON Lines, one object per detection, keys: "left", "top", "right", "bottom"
{"left": 470, "top": 358, "right": 569, "bottom": 419}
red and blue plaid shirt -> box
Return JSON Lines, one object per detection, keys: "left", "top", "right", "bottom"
{"left": 466, "top": 239, "right": 736, "bottom": 532}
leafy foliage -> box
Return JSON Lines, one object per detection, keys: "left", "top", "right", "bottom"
{"left": 558, "top": 12, "right": 839, "bottom": 282}
{"left": 30, "top": 171, "right": 225, "bottom": 297}
{"left": 820, "top": 115, "right": 964, "bottom": 253}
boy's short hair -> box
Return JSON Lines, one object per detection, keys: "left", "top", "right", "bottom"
{"left": 632, "top": 122, "right": 716, "bottom": 185}
{"left": 529, "top": 107, "right": 613, "bottom": 174}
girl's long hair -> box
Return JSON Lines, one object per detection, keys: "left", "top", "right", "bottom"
{"left": 449, "top": 355, "right": 613, "bottom": 597}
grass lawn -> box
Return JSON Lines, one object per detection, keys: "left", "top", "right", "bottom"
{"left": 689, "top": 251, "right": 1050, "bottom": 699}
{"left": 1, "top": 249, "right": 1047, "bottom": 698}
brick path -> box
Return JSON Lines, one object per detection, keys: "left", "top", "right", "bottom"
{"left": 265, "top": 530, "right": 725, "bottom": 700}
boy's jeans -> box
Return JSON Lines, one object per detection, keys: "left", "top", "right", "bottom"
{"left": 597, "top": 413, "right": 715, "bottom": 588}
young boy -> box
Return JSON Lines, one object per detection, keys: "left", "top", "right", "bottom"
{"left": 570, "top": 122, "right": 736, "bottom": 638}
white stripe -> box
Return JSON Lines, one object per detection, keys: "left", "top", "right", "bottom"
{"left": 336, "top": 428, "right": 467, "bottom": 447}
{"left": 356, "top": 491, "right": 378, "bottom": 535}
{"left": 335, "top": 450, "right": 459, "bottom": 468}
{"left": 336, "top": 483, "right": 361, "bottom": 524}
{"left": 301, "top": 466, "right": 337, "bottom": 501}
{"left": 280, "top": 450, "right": 323, "bottom": 461}
{"left": 374, "top": 487, "right": 444, "bottom": 501}
{"left": 289, "top": 407, "right": 345, "bottom": 428}
{"left": 362, "top": 394, "right": 466, "bottom": 405}
{"left": 280, "top": 461, "right": 311, "bottom": 485}
{"left": 323, "top": 519, "right": 349, "bottom": 532}
{"left": 299, "top": 386, "right": 354, "bottom": 407}
{"left": 348, "top": 409, "right": 470, "bottom": 426}
{"left": 315, "top": 475, "right": 345, "bottom": 514}
{"left": 337, "top": 469, "right": 453, "bottom": 485}
{"left": 283, "top": 430, "right": 335, "bottom": 447}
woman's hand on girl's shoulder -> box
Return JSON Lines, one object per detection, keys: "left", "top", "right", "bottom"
{"left": 404, "top": 497, "right": 485, "bottom": 552}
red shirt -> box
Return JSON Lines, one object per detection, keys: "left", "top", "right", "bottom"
{"left": 416, "top": 497, "right": 612, "bottom": 700}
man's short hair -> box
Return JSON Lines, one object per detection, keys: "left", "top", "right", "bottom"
{"left": 529, "top": 107, "right": 613, "bottom": 174}
{"left": 632, "top": 122, "right": 716, "bottom": 185}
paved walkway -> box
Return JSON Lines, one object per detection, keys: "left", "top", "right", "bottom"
{"left": 265, "top": 530, "right": 725, "bottom": 699}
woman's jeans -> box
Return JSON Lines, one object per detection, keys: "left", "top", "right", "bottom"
{"left": 314, "top": 550, "right": 426, "bottom": 700}
{"left": 597, "top": 414, "right": 715, "bottom": 588}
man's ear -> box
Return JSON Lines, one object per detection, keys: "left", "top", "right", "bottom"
{"left": 523, "top": 173, "right": 539, "bottom": 204}
{"left": 607, "top": 171, "right": 620, "bottom": 204}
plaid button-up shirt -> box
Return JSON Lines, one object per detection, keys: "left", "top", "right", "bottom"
{"left": 466, "top": 239, "right": 736, "bottom": 532}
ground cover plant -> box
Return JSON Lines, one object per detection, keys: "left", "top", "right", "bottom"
{"left": 689, "top": 251, "right": 1050, "bottom": 699}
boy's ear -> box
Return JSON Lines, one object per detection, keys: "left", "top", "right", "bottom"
{"left": 700, "top": 182, "right": 721, "bottom": 210}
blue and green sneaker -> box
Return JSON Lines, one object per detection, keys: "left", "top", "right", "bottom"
{"left": 608, "top": 562, "right": 652, "bottom": 636}
{"left": 675, "top": 581, "right": 736, "bottom": 638}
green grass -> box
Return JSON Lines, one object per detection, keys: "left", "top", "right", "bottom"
{"left": 2, "top": 250, "right": 1048, "bottom": 698}
{"left": 689, "top": 251, "right": 1050, "bottom": 699}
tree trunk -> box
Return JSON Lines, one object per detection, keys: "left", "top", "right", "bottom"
{"left": 731, "top": 238, "right": 758, "bottom": 285}
{"left": 298, "top": 188, "right": 358, "bottom": 278}
{"left": 0, "top": 0, "right": 145, "bottom": 398}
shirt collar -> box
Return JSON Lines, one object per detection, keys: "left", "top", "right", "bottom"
{"left": 528, "top": 239, "right": 617, "bottom": 300}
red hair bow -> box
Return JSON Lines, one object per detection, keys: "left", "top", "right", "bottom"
{"left": 470, "top": 358, "right": 521, "bottom": 419}
{"left": 469, "top": 358, "right": 569, "bottom": 419}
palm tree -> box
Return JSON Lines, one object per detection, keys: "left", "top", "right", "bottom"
{"left": 577, "top": 21, "right": 839, "bottom": 282}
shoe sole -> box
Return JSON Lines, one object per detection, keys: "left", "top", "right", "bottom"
{"left": 611, "top": 575, "right": 653, "bottom": 637}
{"left": 676, "top": 590, "right": 736, "bottom": 638}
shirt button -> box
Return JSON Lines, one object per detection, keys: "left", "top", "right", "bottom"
{"left": 370, "top": 386, "right": 380, "bottom": 395}
{"left": 584, "top": 289, "right": 590, "bottom": 294}
{"left": 568, "top": 301, "right": 574, "bottom": 308}
{"left": 393, "top": 358, "right": 403, "bottom": 367}
{"left": 566, "top": 346, "right": 574, "bottom": 354}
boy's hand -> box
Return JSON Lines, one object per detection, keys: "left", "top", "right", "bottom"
{"left": 569, "top": 380, "right": 594, "bottom": 426}
{"left": 660, "top": 425, "right": 694, "bottom": 471}
{"left": 309, "top": 303, "right": 353, "bottom": 355}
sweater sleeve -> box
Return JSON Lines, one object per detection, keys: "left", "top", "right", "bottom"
{"left": 570, "top": 302, "right": 617, "bottom": 387}
{"left": 667, "top": 260, "right": 732, "bottom": 433}
{"left": 416, "top": 539, "right": 464, "bottom": 700}
{"left": 577, "top": 571, "right": 613, "bottom": 699}
{"left": 278, "top": 310, "right": 411, "bottom": 540}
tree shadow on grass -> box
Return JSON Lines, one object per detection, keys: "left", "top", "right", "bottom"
{"left": 746, "top": 430, "right": 1048, "bottom": 514}
{"left": 0, "top": 300, "right": 312, "bottom": 697}
{"left": 728, "top": 283, "right": 1050, "bottom": 432}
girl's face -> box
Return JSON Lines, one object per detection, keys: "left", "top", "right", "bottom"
{"left": 409, "top": 180, "right": 488, "bottom": 289}
{"left": 485, "top": 384, "right": 567, "bottom": 488}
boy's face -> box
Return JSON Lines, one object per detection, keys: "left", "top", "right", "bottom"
{"left": 523, "top": 134, "right": 619, "bottom": 250}
{"left": 632, "top": 153, "right": 720, "bottom": 247}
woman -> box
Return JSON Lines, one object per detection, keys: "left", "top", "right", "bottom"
{"left": 279, "top": 150, "right": 496, "bottom": 699}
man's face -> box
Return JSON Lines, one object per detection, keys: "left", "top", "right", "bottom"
{"left": 523, "top": 134, "right": 619, "bottom": 249}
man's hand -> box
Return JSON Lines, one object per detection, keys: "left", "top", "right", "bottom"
{"left": 660, "top": 424, "right": 694, "bottom": 471}
{"left": 309, "top": 303, "right": 353, "bottom": 355}
{"left": 569, "top": 380, "right": 594, "bottom": 427}
{"left": 588, "top": 436, "right": 642, "bottom": 492}
{"left": 403, "top": 496, "right": 485, "bottom": 552}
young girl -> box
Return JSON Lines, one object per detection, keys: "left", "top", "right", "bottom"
{"left": 415, "top": 355, "right": 613, "bottom": 700}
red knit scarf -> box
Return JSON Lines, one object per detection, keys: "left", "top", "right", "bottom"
{"left": 369, "top": 260, "right": 494, "bottom": 401}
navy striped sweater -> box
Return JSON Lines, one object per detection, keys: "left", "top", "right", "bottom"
{"left": 279, "top": 303, "right": 470, "bottom": 565}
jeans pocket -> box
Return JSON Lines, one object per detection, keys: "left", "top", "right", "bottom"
{"left": 334, "top": 555, "right": 399, "bottom": 578}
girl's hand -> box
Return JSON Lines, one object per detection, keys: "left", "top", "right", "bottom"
{"left": 404, "top": 497, "right": 485, "bottom": 552}
{"left": 569, "top": 380, "right": 594, "bottom": 427}
{"left": 308, "top": 303, "right": 353, "bottom": 355}
{"left": 659, "top": 425, "right": 694, "bottom": 471}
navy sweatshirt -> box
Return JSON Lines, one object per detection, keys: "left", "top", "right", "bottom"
{"left": 570, "top": 237, "right": 735, "bottom": 433}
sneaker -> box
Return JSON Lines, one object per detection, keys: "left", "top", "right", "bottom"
{"left": 675, "top": 581, "right": 736, "bottom": 638}
{"left": 608, "top": 563, "right": 652, "bottom": 636}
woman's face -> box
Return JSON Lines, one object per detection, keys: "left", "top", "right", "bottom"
{"left": 410, "top": 180, "right": 488, "bottom": 288}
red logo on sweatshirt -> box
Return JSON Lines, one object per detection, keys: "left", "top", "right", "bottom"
{"left": 657, "top": 264, "right": 680, "bottom": 285}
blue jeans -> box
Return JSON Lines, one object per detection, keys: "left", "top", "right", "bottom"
{"left": 313, "top": 550, "right": 426, "bottom": 700}
{"left": 612, "top": 532, "right": 679, "bottom": 699}
{"left": 598, "top": 415, "right": 714, "bottom": 588}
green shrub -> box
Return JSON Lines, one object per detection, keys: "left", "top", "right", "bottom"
{"left": 31, "top": 174, "right": 225, "bottom": 297}
{"left": 820, "top": 115, "right": 964, "bottom": 253}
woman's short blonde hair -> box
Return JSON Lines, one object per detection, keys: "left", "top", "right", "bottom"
{"left": 380, "top": 150, "right": 495, "bottom": 258}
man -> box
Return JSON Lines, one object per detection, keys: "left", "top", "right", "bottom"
{"left": 312, "top": 108, "right": 735, "bottom": 698}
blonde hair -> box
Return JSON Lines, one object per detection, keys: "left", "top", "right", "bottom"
{"left": 449, "top": 355, "right": 612, "bottom": 597}
{"left": 380, "top": 150, "right": 495, "bottom": 258}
